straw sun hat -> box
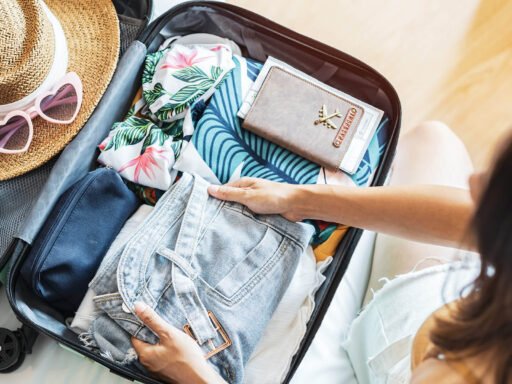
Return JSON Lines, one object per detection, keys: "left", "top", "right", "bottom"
{"left": 0, "top": 0, "right": 120, "bottom": 180}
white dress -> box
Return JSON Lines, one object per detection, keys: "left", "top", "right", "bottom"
{"left": 342, "top": 257, "right": 480, "bottom": 384}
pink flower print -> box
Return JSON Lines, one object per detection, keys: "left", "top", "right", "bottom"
{"left": 118, "top": 146, "right": 169, "bottom": 183}
{"left": 210, "top": 44, "right": 229, "bottom": 52}
{"left": 98, "top": 140, "right": 107, "bottom": 151}
{"left": 160, "top": 48, "right": 212, "bottom": 69}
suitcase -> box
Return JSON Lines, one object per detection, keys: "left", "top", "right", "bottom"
{"left": 0, "top": 1, "right": 401, "bottom": 382}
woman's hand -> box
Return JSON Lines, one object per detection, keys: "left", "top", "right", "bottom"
{"left": 131, "top": 302, "right": 226, "bottom": 384}
{"left": 207, "top": 178, "right": 304, "bottom": 221}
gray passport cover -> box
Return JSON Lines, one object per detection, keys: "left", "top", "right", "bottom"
{"left": 242, "top": 67, "right": 364, "bottom": 171}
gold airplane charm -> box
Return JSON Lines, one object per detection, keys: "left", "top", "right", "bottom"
{"left": 314, "top": 104, "right": 342, "bottom": 129}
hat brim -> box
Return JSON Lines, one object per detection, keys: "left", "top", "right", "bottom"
{"left": 0, "top": 0, "right": 120, "bottom": 180}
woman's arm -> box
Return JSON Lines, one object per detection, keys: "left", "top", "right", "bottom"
{"left": 294, "top": 184, "right": 474, "bottom": 249}
{"left": 208, "top": 179, "right": 475, "bottom": 250}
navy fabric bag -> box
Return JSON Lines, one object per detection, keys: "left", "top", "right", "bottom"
{"left": 20, "top": 167, "right": 140, "bottom": 316}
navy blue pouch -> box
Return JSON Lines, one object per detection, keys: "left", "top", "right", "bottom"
{"left": 20, "top": 167, "right": 140, "bottom": 316}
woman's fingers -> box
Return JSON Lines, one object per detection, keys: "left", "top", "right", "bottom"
{"left": 131, "top": 337, "right": 166, "bottom": 373}
{"left": 131, "top": 336, "right": 150, "bottom": 355}
{"left": 207, "top": 184, "right": 249, "bottom": 203}
{"left": 225, "top": 177, "right": 257, "bottom": 188}
{"left": 134, "top": 302, "right": 173, "bottom": 340}
{"left": 130, "top": 305, "right": 227, "bottom": 383}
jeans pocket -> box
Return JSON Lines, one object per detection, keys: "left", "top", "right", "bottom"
{"left": 212, "top": 226, "right": 285, "bottom": 303}
{"left": 195, "top": 204, "right": 289, "bottom": 304}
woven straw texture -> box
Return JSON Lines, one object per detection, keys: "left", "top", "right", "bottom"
{"left": 0, "top": 0, "right": 54, "bottom": 104}
{"left": 0, "top": 0, "right": 120, "bottom": 181}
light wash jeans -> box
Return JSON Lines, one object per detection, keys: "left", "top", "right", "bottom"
{"left": 84, "top": 173, "right": 313, "bottom": 383}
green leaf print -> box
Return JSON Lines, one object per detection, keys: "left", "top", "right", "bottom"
{"left": 153, "top": 80, "right": 212, "bottom": 121}
{"left": 172, "top": 66, "right": 210, "bottom": 83}
{"left": 161, "top": 119, "right": 184, "bottom": 137}
{"left": 142, "top": 55, "right": 233, "bottom": 121}
{"left": 170, "top": 139, "right": 183, "bottom": 160}
{"left": 143, "top": 83, "right": 167, "bottom": 106}
{"left": 140, "top": 120, "right": 184, "bottom": 152}
{"left": 140, "top": 131, "right": 183, "bottom": 158}
{"left": 125, "top": 104, "right": 136, "bottom": 119}
{"left": 210, "top": 66, "right": 222, "bottom": 80}
{"left": 142, "top": 49, "right": 166, "bottom": 85}
{"left": 154, "top": 102, "right": 188, "bottom": 121}
{"left": 141, "top": 129, "right": 166, "bottom": 152}
{"left": 104, "top": 117, "right": 152, "bottom": 151}
{"left": 171, "top": 81, "right": 213, "bottom": 103}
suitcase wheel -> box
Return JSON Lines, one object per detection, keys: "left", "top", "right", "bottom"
{"left": 0, "top": 328, "right": 24, "bottom": 373}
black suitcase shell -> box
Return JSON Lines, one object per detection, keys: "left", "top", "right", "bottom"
{"left": 1, "top": 2, "right": 401, "bottom": 382}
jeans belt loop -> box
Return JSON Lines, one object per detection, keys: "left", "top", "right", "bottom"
{"left": 157, "top": 247, "right": 198, "bottom": 280}
{"left": 162, "top": 175, "right": 231, "bottom": 356}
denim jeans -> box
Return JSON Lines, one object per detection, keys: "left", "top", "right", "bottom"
{"left": 86, "top": 173, "right": 313, "bottom": 383}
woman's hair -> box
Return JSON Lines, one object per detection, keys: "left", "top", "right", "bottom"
{"left": 430, "top": 135, "right": 512, "bottom": 383}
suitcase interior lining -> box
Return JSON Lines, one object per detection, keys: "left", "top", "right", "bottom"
{"left": 147, "top": 6, "right": 396, "bottom": 120}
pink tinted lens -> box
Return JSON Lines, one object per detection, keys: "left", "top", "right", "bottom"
{"left": 0, "top": 115, "right": 30, "bottom": 151}
{"left": 39, "top": 83, "right": 79, "bottom": 122}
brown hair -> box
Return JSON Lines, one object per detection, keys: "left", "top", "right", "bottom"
{"left": 430, "top": 136, "right": 512, "bottom": 383}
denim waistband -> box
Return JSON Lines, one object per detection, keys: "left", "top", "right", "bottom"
{"left": 119, "top": 172, "right": 313, "bottom": 251}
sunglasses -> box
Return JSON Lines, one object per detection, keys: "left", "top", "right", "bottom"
{"left": 0, "top": 72, "right": 83, "bottom": 154}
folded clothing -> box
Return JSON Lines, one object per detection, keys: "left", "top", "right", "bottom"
{"left": 245, "top": 249, "right": 332, "bottom": 384}
{"left": 176, "top": 55, "right": 387, "bottom": 189}
{"left": 174, "top": 55, "right": 389, "bottom": 260}
{"left": 20, "top": 168, "right": 140, "bottom": 316}
{"left": 98, "top": 115, "right": 184, "bottom": 191}
{"left": 69, "top": 204, "right": 154, "bottom": 335}
{"left": 72, "top": 206, "right": 330, "bottom": 383}
{"left": 98, "top": 42, "right": 236, "bottom": 190}
{"left": 98, "top": 87, "right": 182, "bottom": 192}
{"left": 142, "top": 43, "right": 235, "bottom": 122}
{"left": 83, "top": 173, "right": 314, "bottom": 383}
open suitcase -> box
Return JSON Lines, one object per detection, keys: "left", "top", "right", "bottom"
{"left": 0, "top": 1, "right": 401, "bottom": 382}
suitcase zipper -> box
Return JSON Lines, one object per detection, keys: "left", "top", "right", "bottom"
{"left": 30, "top": 170, "right": 106, "bottom": 294}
